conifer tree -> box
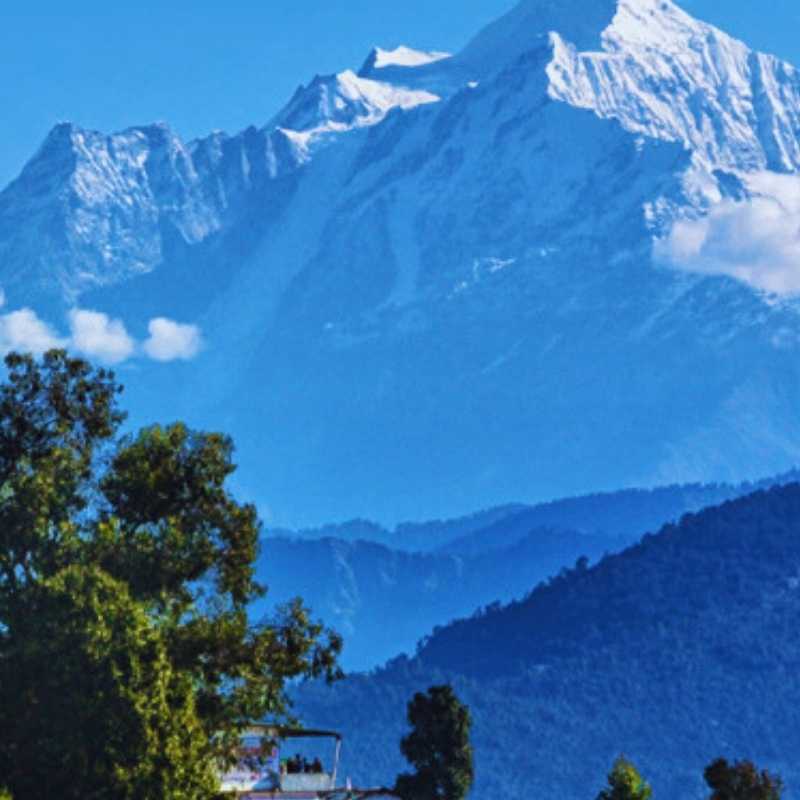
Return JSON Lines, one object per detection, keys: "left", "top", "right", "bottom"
{"left": 395, "top": 685, "right": 474, "bottom": 800}
{"left": 597, "top": 756, "right": 653, "bottom": 800}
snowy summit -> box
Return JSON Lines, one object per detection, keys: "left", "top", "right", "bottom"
{"left": 4, "top": 0, "right": 800, "bottom": 521}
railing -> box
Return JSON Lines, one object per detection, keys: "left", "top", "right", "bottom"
{"left": 279, "top": 773, "right": 335, "bottom": 792}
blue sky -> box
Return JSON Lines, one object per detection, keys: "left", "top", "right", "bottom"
{"left": 1, "top": 0, "right": 799, "bottom": 188}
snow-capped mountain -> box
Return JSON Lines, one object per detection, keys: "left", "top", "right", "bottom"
{"left": 3, "top": 0, "right": 800, "bottom": 524}
{"left": 547, "top": 6, "right": 800, "bottom": 171}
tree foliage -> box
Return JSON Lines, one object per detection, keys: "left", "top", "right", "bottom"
{"left": 597, "top": 757, "right": 653, "bottom": 800}
{"left": 395, "top": 685, "right": 474, "bottom": 800}
{"left": 0, "top": 350, "right": 342, "bottom": 800}
{"left": 704, "top": 758, "right": 783, "bottom": 800}
{"left": 3, "top": 564, "right": 216, "bottom": 799}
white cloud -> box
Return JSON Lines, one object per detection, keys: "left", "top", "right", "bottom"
{"left": 143, "top": 318, "right": 202, "bottom": 362}
{"left": 0, "top": 309, "right": 67, "bottom": 355}
{"left": 68, "top": 308, "right": 135, "bottom": 364}
{"left": 655, "top": 173, "right": 800, "bottom": 296}
{"left": 0, "top": 304, "right": 202, "bottom": 364}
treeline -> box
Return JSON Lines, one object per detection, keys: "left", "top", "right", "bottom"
{"left": 598, "top": 756, "right": 782, "bottom": 800}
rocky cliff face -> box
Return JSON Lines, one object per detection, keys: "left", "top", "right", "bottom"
{"left": 2, "top": 0, "right": 800, "bottom": 524}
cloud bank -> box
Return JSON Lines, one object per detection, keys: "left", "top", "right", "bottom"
{"left": 655, "top": 173, "right": 800, "bottom": 296}
{"left": 0, "top": 304, "right": 202, "bottom": 364}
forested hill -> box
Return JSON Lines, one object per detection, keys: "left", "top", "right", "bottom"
{"left": 294, "top": 483, "right": 800, "bottom": 800}
{"left": 258, "top": 471, "right": 800, "bottom": 671}
{"left": 417, "top": 482, "right": 800, "bottom": 677}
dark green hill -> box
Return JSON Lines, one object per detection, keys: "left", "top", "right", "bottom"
{"left": 293, "top": 484, "right": 800, "bottom": 800}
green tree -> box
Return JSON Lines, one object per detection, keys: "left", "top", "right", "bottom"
{"left": 704, "top": 758, "right": 783, "bottom": 800}
{"left": 394, "top": 685, "right": 474, "bottom": 800}
{"left": 596, "top": 756, "right": 653, "bottom": 800}
{"left": 3, "top": 565, "right": 216, "bottom": 799}
{"left": 0, "top": 350, "right": 342, "bottom": 800}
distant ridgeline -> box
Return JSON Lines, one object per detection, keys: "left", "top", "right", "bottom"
{"left": 256, "top": 470, "right": 800, "bottom": 671}
{"left": 292, "top": 482, "right": 800, "bottom": 800}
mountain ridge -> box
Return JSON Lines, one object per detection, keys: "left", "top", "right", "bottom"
{"left": 256, "top": 470, "right": 800, "bottom": 670}
{"left": 9, "top": 0, "right": 800, "bottom": 302}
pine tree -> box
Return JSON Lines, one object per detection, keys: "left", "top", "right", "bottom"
{"left": 395, "top": 685, "right": 474, "bottom": 800}
{"left": 596, "top": 756, "right": 653, "bottom": 800}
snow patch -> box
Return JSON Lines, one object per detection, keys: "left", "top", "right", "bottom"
{"left": 274, "top": 70, "right": 440, "bottom": 157}
{"left": 371, "top": 46, "right": 451, "bottom": 69}
{"left": 335, "top": 70, "right": 439, "bottom": 114}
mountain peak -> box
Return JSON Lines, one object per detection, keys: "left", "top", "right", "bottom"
{"left": 458, "top": 0, "right": 617, "bottom": 73}
{"left": 45, "top": 120, "right": 78, "bottom": 141}
{"left": 538, "top": 0, "right": 800, "bottom": 171}
{"left": 513, "top": 0, "right": 680, "bottom": 20}
{"left": 268, "top": 68, "right": 440, "bottom": 158}
{"left": 604, "top": 0, "right": 715, "bottom": 50}
{"left": 6, "top": 0, "right": 800, "bottom": 526}
{"left": 457, "top": 0, "right": 704, "bottom": 78}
